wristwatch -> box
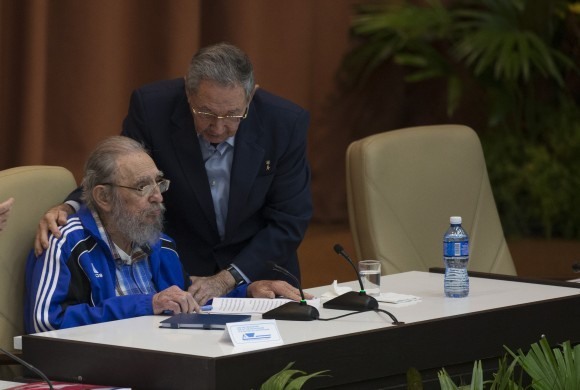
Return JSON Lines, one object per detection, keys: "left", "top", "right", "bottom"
{"left": 226, "top": 265, "right": 245, "bottom": 287}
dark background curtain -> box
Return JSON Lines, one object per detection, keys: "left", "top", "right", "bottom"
{"left": 0, "top": 0, "right": 469, "bottom": 223}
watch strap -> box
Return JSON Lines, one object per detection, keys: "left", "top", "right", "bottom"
{"left": 227, "top": 266, "right": 245, "bottom": 286}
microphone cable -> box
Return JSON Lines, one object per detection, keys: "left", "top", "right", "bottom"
{"left": 0, "top": 347, "right": 54, "bottom": 390}
{"left": 328, "top": 244, "right": 404, "bottom": 324}
{"left": 318, "top": 308, "right": 403, "bottom": 325}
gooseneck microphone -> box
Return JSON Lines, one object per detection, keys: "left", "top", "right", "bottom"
{"left": 323, "top": 244, "right": 379, "bottom": 311}
{"left": 0, "top": 347, "right": 54, "bottom": 389}
{"left": 262, "top": 262, "right": 320, "bottom": 321}
{"left": 334, "top": 244, "right": 368, "bottom": 292}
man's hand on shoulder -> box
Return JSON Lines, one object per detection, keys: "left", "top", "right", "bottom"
{"left": 34, "top": 203, "right": 75, "bottom": 256}
{"left": 247, "top": 280, "right": 314, "bottom": 301}
{"left": 188, "top": 271, "right": 233, "bottom": 306}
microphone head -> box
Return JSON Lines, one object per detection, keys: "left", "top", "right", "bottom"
{"left": 332, "top": 243, "right": 366, "bottom": 294}
{"left": 268, "top": 261, "right": 301, "bottom": 289}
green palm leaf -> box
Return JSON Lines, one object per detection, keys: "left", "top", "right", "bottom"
{"left": 259, "top": 362, "right": 330, "bottom": 390}
{"left": 506, "top": 337, "right": 580, "bottom": 390}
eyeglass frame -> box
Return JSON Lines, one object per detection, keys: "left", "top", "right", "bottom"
{"left": 189, "top": 105, "right": 249, "bottom": 123}
{"left": 99, "top": 179, "right": 171, "bottom": 197}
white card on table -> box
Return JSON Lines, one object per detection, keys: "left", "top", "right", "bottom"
{"left": 226, "top": 319, "right": 283, "bottom": 347}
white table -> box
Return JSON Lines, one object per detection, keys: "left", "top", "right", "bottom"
{"left": 21, "top": 271, "right": 580, "bottom": 389}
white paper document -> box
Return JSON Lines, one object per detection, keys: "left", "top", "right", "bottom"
{"left": 209, "top": 297, "right": 320, "bottom": 314}
{"left": 378, "top": 292, "right": 421, "bottom": 304}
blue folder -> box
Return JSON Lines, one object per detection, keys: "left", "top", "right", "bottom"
{"left": 159, "top": 313, "right": 251, "bottom": 330}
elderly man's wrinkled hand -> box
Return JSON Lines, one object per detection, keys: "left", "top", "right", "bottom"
{"left": 247, "top": 280, "right": 314, "bottom": 301}
{"left": 188, "top": 271, "right": 232, "bottom": 306}
{"left": 152, "top": 285, "right": 199, "bottom": 314}
{"left": 34, "top": 203, "right": 74, "bottom": 256}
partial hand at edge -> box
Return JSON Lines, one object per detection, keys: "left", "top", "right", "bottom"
{"left": 247, "top": 280, "right": 314, "bottom": 301}
{"left": 34, "top": 203, "right": 75, "bottom": 256}
{"left": 188, "top": 271, "right": 234, "bottom": 306}
{"left": 0, "top": 197, "right": 14, "bottom": 232}
{"left": 153, "top": 285, "right": 199, "bottom": 314}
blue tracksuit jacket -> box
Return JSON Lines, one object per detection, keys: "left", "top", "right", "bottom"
{"left": 24, "top": 206, "right": 247, "bottom": 333}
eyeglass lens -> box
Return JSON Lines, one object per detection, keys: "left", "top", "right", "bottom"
{"left": 197, "top": 111, "right": 242, "bottom": 123}
{"left": 143, "top": 180, "right": 170, "bottom": 196}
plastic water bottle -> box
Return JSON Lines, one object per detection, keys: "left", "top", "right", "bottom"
{"left": 443, "top": 216, "right": 469, "bottom": 297}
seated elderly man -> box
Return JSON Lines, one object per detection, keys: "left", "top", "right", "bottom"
{"left": 25, "top": 136, "right": 305, "bottom": 333}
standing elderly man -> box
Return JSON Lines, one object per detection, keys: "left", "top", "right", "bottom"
{"left": 25, "top": 136, "right": 305, "bottom": 333}
{"left": 35, "top": 42, "right": 312, "bottom": 305}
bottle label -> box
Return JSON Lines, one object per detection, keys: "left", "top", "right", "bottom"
{"left": 444, "top": 241, "right": 469, "bottom": 257}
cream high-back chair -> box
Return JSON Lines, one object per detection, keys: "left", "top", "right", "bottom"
{"left": 0, "top": 166, "right": 77, "bottom": 368}
{"left": 346, "top": 124, "right": 516, "bottom": 276}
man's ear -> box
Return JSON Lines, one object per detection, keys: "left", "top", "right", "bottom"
{"left": 93, "top": 185, "right": 113, "bottom": 212}
{"left": 245, "top": 84, "right": 259, "bottom": 106}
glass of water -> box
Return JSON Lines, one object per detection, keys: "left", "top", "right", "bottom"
{"left": 358, "top": 260, "right": 381, "bottom": 296}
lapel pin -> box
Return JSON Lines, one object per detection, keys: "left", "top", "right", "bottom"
{"left": 265, "top": 160, "right": 271, "bottom": 171}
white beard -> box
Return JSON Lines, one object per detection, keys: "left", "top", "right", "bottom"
{"left": 110, "top": 197, "right": 165, "bottom": 247}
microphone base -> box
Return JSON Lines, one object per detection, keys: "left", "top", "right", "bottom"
{"left": 262, "top": 302, "right": 320, "bottom": 321}
{"left": 323, "top": 291, "right": 379, "bottom": 311}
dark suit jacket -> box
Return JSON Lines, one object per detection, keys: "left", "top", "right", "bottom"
{"left": 119, "top": 78, "right": 312, "bottom": 285}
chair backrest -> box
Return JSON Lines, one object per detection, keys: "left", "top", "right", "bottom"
{"left": 346, "top": 124, "right": 516, "bottom": 276}
{"left": 0, "top": 166, "right": 77, "bottom": 353}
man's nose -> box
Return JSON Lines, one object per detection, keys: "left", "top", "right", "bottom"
{"left": 211, "top": 117, "right": 230, "bottom": 131}
{"left": 149, "top": 186, "right": 164, "bottom": 202}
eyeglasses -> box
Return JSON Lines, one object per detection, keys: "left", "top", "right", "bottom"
{"left": 189, "top": 106, "right": 248, "bottom": 124}
{"left": 100, "top": 179, "right": 170, "bottom": 197}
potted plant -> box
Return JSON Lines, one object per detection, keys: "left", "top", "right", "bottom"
{"left": 258, "top": 362, "right": 330, "bottom": 389}
{"left": 258, "top": 337, "right": 579, "bottom": 389}
{"left": 337, "top": 0, "right": 580, "bottom": 277}
{"left": 437, "top": 336, "right": 580, "bottom": 389}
